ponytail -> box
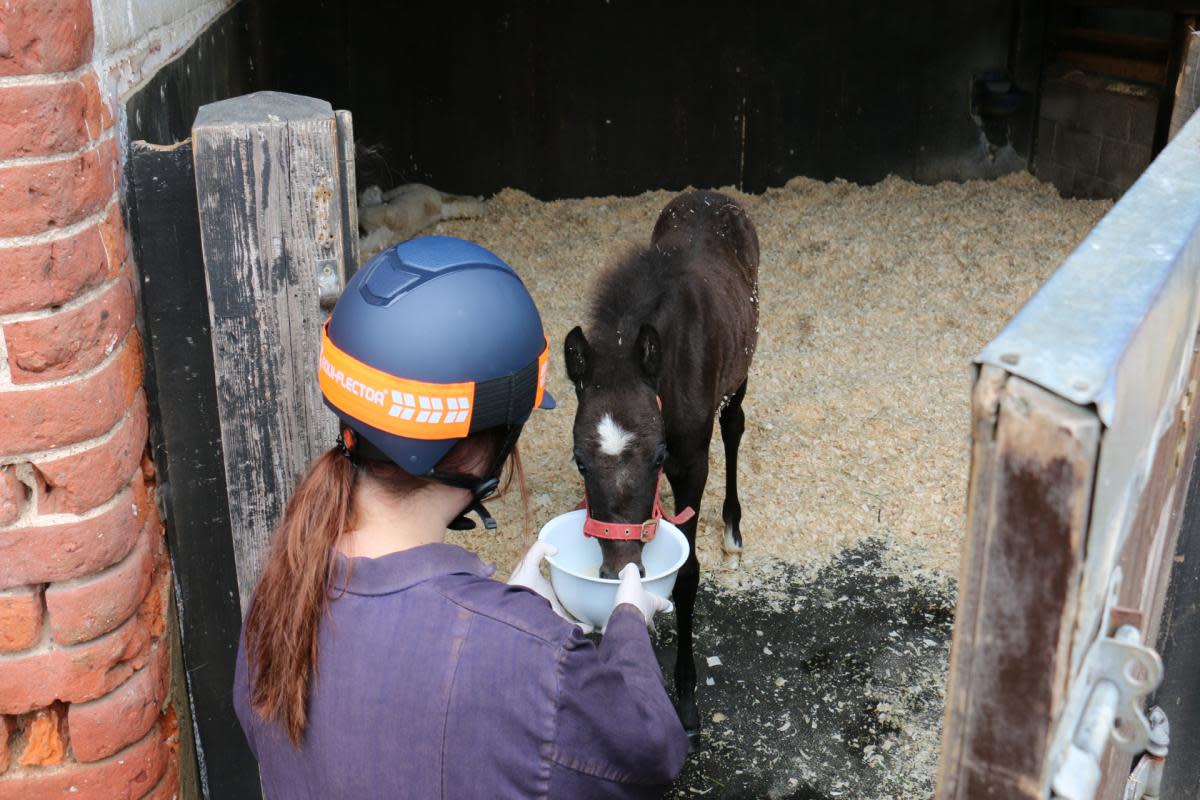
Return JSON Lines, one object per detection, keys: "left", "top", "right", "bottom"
{"left": 243, "top": 429, "right": 531, "bottom": 746}
{"left": 243, "top": 448, "right": 356, "bottom": 746}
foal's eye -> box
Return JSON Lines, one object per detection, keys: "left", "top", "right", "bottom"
{"left": 574, "top": 455, "right": 588, "bottom": 475}
{"left": 653, "top": 445, "right": 668, "bottom": 468}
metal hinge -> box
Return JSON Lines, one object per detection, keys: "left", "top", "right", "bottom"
{"left": 1123, "top": 707, "right": 1170, "bottom": 800}
{"left": 1050, "top": 569, "right": 1165, "bottom": 800}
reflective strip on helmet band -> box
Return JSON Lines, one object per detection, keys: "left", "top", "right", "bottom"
{"left": 320, "top": 327, "right": 551, "bottom": 441}
{"left": 319, "top": 324, "right": 475, "bottom": 441}
{"left": 534, "top": 337, "right": 549, "bottom": 409}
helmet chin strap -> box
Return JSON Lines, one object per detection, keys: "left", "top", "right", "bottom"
{"left": 427, "top": 423, "right": 523, "bottom": 532}
{"left": 339, "top": 424, "right": 523, "bottom": 532}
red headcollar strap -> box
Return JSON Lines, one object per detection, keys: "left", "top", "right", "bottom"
{"left": 578, "top": 470, "right": 696, "bottom": 542}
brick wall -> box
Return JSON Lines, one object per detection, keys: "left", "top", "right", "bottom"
{"left": 0, "top": 3, "right": 178, "bottom": 798}
{"left": 1034, "top": 67, "right": 1159, "bottom": 199}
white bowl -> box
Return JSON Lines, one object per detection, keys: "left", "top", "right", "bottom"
{"left": 537, "top": 509, "right": 690, "bottom": 629}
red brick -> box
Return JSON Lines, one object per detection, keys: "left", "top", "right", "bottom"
{"left": 137, "top": 563, "right": 170, "bottom": 641}
{"left": 33, "top": 392, "right": 148, "bottom": 515}
{"left": 0, "top": 333, "right": 142, "bottom": 456}
{"left": 0, "top": 610, "right": 150, "bottom": 715}
{"left": 98, "top": 201, "right": 128, "bottom": 276}
{"left": 17, "top": 704, "right": 66, "bottom": 767}
{"left": 0, "top": 481, "right": 148, "bottom": 591}
{"left": 0, "top": 467, "right": 28, "bottom": 526}
{"left": 0, "top": 217, "right": 115, "bottom": 315}
{"left": 68, "top": 639, "right": 168, "bottom": 762}
{"left": 0, "top": 715, "right": 12, "bottom": 774}
{"left": 0, "top": 74, "right": 111, "bottom": 161}
{"left": 6, "top": 272, "right": 135, "bottom": 384}
{"left": 0, "top": 586, "right": 42, "bottom": 653}
{"left": 0, "top": 137, "right": 116, "bottom": 238}
{"left": 44, "top": 517, "right": 157, "bottom": 645}
{"left": 0, "top": 721, "right": 168, "bottom": 800}
{"left": 0, "top": 0, "right": 93, "bottom": 77}
{"left": 141, "top": 748, "right": 179, "bottom": 800}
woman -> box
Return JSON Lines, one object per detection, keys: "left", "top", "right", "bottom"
{"left": 234, "top": 236, "right": 689, "bottom": 799}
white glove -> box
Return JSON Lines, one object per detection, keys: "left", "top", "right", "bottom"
{"left": 613, "top": 564, "right": 675, "bottom": 628}
{"left": 507, "top": 541, "right": 594, "bottom": 634}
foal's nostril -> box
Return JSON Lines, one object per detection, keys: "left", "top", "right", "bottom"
{"left": 638, "top": 563, "right": 646, "bottom": 578}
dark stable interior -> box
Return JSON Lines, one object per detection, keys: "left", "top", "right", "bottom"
{"left": 130, "top": 1, "right": 1193, "bottom": 201}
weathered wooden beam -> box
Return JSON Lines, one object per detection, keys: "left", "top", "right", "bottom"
{"left": 1169, "top": 27, "right": 1200, "bottom": 142}
{"left": 936, "top": 371, "right": 1101, "bottom": 800}
{"left": 335, "top": 109, "right": 360, "bottom": 280}
{"left": 127, "top": 139, "right": 262, "bottom": 800}
{"left": 192, "top": 92, "right": 348, "bottom": 610}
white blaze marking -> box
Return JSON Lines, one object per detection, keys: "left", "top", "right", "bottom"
{"left": 597, "top": 414, "right": 633, "bottom": 456}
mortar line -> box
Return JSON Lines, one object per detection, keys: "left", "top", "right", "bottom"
{"left": 0, "top": 66, "right": 92, "bottom": 89}
{"left": 0, "top": 198, "right": 116, "bottom": 249}
{"left": 0, "top": 393, "right": 141, "bottom": 466}
{"left": 0, "top": 131, "right": 116, "bottom": 169}
{"left": 0, "top": 480, "right": 136, "bottom": 531}
{"left": 0, "top": 330, "right": 131, "bottom": 393}
{"left": 0, "top": 266, "right": 127, "bottom": 326}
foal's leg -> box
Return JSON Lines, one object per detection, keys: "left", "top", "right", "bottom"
{"left": 719, "top": 379, "right": 748, "bottom": 563}
{"left": 665, "top": 434, "right": 711, "bottom": 740}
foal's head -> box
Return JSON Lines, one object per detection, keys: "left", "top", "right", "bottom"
{"left": 564, "top": 324, "right": 666, "bottom": 579}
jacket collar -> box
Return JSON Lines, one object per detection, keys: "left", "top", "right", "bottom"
{"left": 331, "top": 543, "right": 496, "bottom": 596}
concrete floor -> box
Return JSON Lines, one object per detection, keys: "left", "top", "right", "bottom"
{"left": 652, "top": 541, "right": 955, "bottom": 800}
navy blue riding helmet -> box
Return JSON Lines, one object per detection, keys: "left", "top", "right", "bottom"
{"left": 319, "top": 235, "right": 555, "bottom": 529}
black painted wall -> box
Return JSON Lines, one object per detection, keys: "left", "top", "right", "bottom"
{"left": 259, "top": 0, "right": 1042, "bottom": 198}
{"left": 124, "top": 2, "right": 270, "bottom": 145}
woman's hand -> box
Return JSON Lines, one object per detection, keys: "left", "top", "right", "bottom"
{"left": 507, "top": 541, "right": 595, "bottom": 634}
{"left": 613, "top": 564, "right": 675, "bottom": 628}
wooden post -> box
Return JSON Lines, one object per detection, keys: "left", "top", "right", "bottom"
{"left": 335, "top": 109, "right": 360, "bottom": 278}
{"left": 936, "top": 369, "right": 1101, "bottom": 799}
{"left": 192, "top": 92, "right": 350, "bottom": 609}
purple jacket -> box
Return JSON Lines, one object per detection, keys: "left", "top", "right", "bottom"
{"left": 234, "top": 543, "right": 689, "bottom": 798}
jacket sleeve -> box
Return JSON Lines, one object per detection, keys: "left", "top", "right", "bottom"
{"left": 548, "top": 603, "right": 689, "bottom": 792}
{"left": 232, "top": 630, "right": 260, "bottom": 759}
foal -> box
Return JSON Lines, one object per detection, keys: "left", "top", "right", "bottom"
{"left": 565, "top": 189, "right": 759, "bottom": 735}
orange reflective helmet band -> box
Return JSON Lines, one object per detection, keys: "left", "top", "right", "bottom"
{"left": 319, "top": 322, "right": 549, "bottom": 442}
{"left": 534, "top": 341, "right": 549, "bottom": 411}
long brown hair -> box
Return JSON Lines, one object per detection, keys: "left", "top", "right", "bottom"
{"left": 243, "top": 429, "right": 527, "bottom": 745}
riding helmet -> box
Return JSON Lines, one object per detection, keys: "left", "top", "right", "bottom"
{"left": 319, "top": 235, "right": 555, "bottom": 481}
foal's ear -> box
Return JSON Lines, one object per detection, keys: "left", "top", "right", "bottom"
{"left": 635, "top": 325, "right": 661, "bottom": 382}
{"left": 564, "top": 326, "right": 592, "bottom": 389}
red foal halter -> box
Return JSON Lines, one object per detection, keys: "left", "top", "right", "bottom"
{"left": 579, "top": 469, "right": 696, "bottom": 542}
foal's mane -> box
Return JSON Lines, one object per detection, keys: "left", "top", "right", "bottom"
{"left": 587, "top": 244, "right": 682, "bottom": 345}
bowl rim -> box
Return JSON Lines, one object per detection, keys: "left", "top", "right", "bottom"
{"left": 537, "top": 508, "right": 690, "bottom": 583}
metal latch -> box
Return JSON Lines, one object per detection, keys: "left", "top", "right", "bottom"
{"left": 1050, "top": 569, "right": 1164, "bottom": 800}
{"left": 317, "top": 258, "right": 342, "bottom": 308}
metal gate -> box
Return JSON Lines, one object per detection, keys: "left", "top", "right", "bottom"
{"left": 936, "top": 106, "right": 1200, "bottom": 800}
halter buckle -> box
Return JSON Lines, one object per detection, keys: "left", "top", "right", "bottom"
{"left": 640, "top": 519, "right": 657, "bottom": 543}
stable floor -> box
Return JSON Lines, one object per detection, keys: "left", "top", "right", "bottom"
{"left": 411, "top": 174, "right": 1109, "bottom": 797}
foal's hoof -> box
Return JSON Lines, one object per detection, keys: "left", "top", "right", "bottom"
{"left": 677, "top": 701, "right": 700, "bottom": 737}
